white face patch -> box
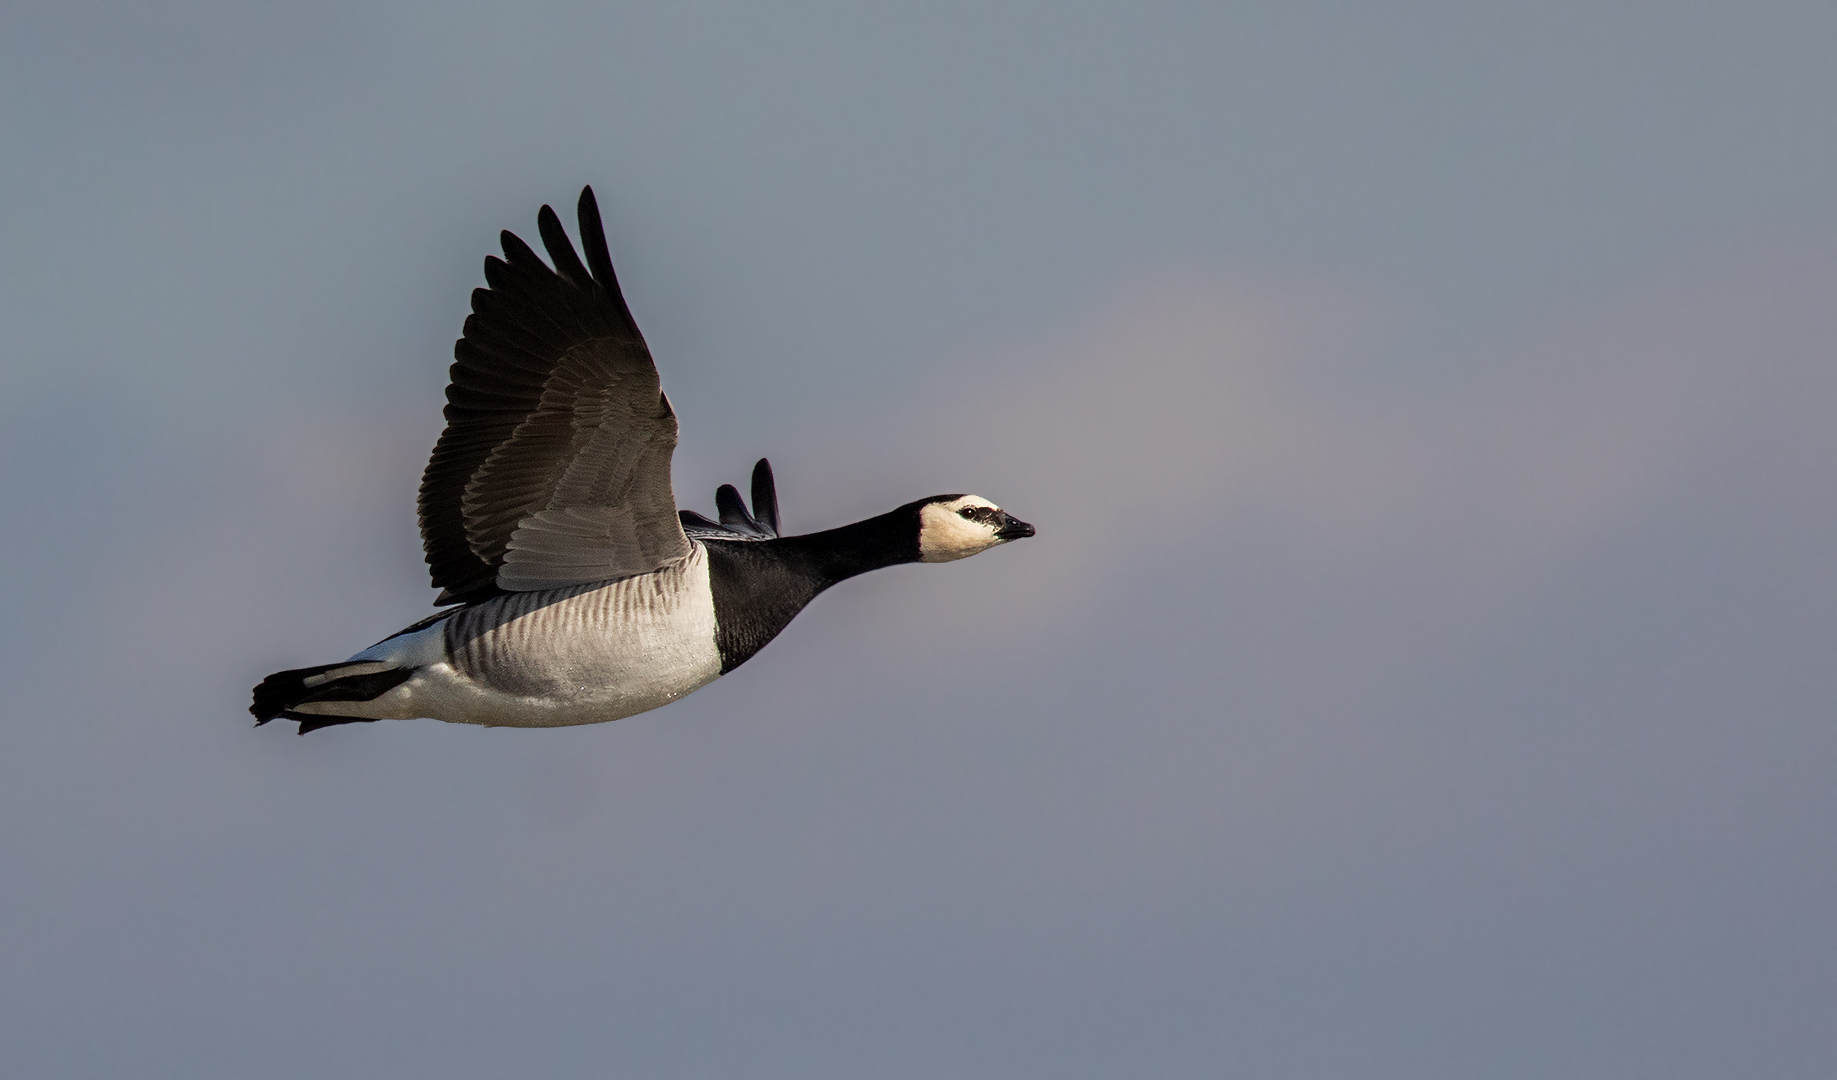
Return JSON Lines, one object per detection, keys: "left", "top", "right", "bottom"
{"left": 918, "top": 495, "right": 1005, "bottom": 563}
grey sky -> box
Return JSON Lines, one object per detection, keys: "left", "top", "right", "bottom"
{"left": 2, "top": 3, "right": 1833, "bottom": 1077}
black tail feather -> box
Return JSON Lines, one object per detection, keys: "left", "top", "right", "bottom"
{"left": 283, "top": 711, "right": 382, "bottom": 736}
{"left": 251, "top": 664, "right": 345, "bottom": 723}
{"left": 251, "top": 663, "right": 414, "bottom": 735}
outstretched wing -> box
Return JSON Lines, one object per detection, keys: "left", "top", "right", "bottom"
{"left": 418, "top": 187, "right": 690, "bottom": 605}
{"left": 680, "top": 458, "right": 781, "bottom": 542}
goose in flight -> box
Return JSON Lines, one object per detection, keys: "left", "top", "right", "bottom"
{"left": 252, "top": 188, "right": 1034, "bottom": 734}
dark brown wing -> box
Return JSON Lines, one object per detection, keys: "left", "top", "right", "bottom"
{"left": 417, "top": 187, "right": 689, "bottom": 605}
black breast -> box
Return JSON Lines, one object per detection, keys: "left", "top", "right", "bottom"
{"left": 702, "top": 540, "right": 826, "bottom": 673}
{"left": 701, "top": 503, "right": 922, "bottom": 673}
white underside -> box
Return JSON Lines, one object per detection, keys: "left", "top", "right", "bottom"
{"left": 292, "top": 545, "right": 723, "bottom": 728}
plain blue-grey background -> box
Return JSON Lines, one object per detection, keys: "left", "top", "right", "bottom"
{"left": 3, "top": 3, "right": 1833, "bottom": 1076}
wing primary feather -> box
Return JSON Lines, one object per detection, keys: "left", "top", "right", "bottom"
{"left": 497, "top": 230, "right": 549, "bottom": 274}
{"left": 750, "top": 458, "right": 779, "bottom": 535}
{"left": 481, "top": 255, "right": 517, "bottom": 293}
{"left": 715, "top": 484, "right": 753, "bottom": 529}
{"left": 575, "top": 187, "right": 637, "bottom": 326}
{"left": 538, "top": 204, "right": 593, "bottom": 286}
{"left": 479, "top": 258, "right": 574, "bottom": 348}
{"left": 463, "top": 300, "right": 568, "bottom": 361}
{"left": 492, "top": 235, "right": 598, "bottom": 341}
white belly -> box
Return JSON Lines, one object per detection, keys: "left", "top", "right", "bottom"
{"left": 334, "top": 547, "right": 723, "bottom": 728}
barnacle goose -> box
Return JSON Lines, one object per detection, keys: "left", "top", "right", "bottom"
{"left": 251, "top": 188, "right": 1034, "bottom": 734}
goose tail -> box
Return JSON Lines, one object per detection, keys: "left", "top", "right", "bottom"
{"left": 250, "top": 662, "right": 415, "bottom": 735}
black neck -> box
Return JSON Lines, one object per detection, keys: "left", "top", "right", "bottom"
{"left": 771, "top": 504, "right": 923, "bottom": 590}
{"left": 701, "top": 503, "right": 922, "bottom": 673}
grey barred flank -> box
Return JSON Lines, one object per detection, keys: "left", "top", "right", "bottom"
{"left": 443, "top": 556, "right": 709, "bottom": 698}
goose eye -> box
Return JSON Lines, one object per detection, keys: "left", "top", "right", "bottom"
{"left": 959, "top": 507, "right": 977, "bottom": 519}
